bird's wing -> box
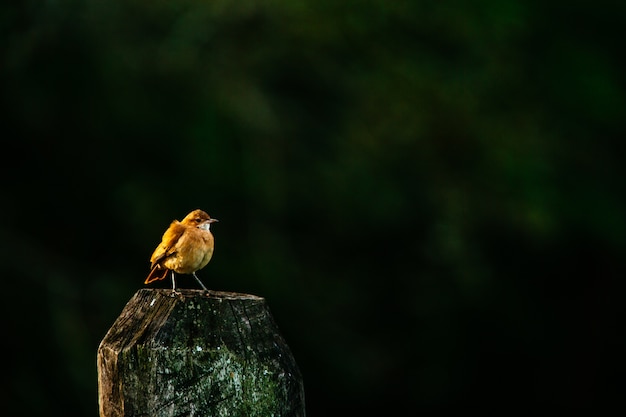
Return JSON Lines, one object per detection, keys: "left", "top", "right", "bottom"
{"left": 149, "top": 220, "right": 186, "bottom": 267}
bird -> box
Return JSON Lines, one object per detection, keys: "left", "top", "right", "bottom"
{"left": 145, "top": 209, "right": 218, "bottom": 292}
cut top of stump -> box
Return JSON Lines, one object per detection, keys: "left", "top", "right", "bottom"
{"left": 99, "top": 289, "right": 271, "bottom": 353}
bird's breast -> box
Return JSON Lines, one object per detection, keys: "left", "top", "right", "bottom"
{"left": 163, "top": 230, "right": 214, "bottom": 274}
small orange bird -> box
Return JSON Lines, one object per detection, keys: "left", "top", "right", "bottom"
{"left": 145, "top": 209, "right": 218, "bottom": 292}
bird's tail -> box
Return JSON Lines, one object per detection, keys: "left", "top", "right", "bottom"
{"left": 145, "top": 264, "right": 169, "bottom": 284}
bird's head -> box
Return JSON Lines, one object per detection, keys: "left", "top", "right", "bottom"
{"left": 182, "top": 209, "right": 219, "bottom": 230}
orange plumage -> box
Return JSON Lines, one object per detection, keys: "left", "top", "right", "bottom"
{"left": 145, "top": 209, "right": 218, "bottom": 291}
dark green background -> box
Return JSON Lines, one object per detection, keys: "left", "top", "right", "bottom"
{"left": 2, "top": 1, "right": 625, "bottom": 415}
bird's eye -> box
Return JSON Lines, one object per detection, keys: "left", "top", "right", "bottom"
{"left": 195, "top": 218, "right": 202, "bottom": 223}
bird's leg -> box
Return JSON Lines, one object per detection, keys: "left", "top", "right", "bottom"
{"left": 170, "top": 271, "right": 182, "bottom": 297}
{"left": 192, "top": 272, "right": 209, "bottom": 293}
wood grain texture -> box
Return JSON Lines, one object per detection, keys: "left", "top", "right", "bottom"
{"left": 98, "top": 289, "right": 305, "bottom": 417}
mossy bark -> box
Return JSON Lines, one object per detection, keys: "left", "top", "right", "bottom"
{"left": 98, "top": 289, "right": 305, "bottom": 417}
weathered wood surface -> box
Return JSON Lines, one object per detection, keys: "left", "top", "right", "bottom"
{"left": 97, "top": 289, "right": 305, "bottom": 417}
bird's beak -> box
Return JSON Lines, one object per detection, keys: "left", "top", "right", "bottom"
{"left": 208, "top": 218, "right": 219, "bottom": 223}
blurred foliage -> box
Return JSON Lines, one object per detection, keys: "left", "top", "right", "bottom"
{"left": 1, "top": 0, "right": 625, "bottom": 415}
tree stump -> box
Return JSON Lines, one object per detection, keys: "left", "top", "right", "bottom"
{"left": 97, "top": 289, "right": 305, "bottom": 417}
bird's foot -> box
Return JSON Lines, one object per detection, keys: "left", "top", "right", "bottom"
{"left": 170, "top": 289, "right": 184, "bottom": 299}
